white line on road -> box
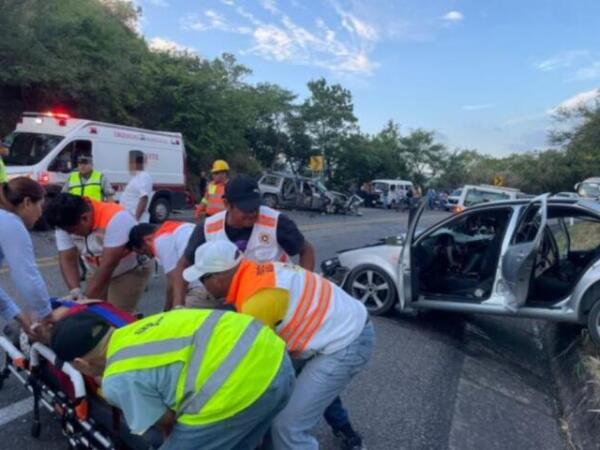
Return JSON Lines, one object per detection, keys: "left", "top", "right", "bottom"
{"left": 0, "top": 397, "right": 33, "bottom": 427}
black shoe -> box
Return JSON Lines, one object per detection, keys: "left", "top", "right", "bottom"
{"left": 333, "top": 424, "right": 365, "bottom": 450}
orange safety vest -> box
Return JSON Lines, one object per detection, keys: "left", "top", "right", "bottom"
{"left": 195, "top": 181, "right": 226, "bottom": 218}
{"left": 226, "top": 260, "right": 333, "bottom": 355}
{"left": 83, "top": 199, "right": 126, "bottom": 267}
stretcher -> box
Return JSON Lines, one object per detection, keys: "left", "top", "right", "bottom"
{"left": 0, "top": 302, "right": 163, "bottom": 450}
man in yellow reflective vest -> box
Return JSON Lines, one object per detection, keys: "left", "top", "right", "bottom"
{"left": 0, "top": 143, "right": 8, "bottom": 183}
{"left": 62, "top": 154, "right": 113, "bottom": 201}
{"left": 194, "top": 159, "right": 229, "bottom": 222}
{"left": 50, "top": 308, "right": 294, "bottom": 450}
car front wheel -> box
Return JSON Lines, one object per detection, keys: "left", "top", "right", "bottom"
{"left": 345, "top": 264, "right": 397, "bottom": 315}
{"left": 587, "top": 300, "right": 600, "bottom": 347}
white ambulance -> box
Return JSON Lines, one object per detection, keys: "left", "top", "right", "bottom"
{"left": 2, "top": 111, "right": 188, "bottom": 222}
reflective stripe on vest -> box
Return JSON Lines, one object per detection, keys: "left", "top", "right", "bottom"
{"left": 68, "top": 171, "right": 103, "bottom": 201}
{"left": 205, "top": 182, "right": 226, "bottom": 216}
{"left": 204, "top": 206, "right": 289, "bottom": 263}
{"left": 0, "top": 157, "right": 6, "bottom": 183}
{"left": 227, "top": 260, "right": 333, "bottom": 354}
{"left": 104, "top": 309, "right": 285, "bottom": 426}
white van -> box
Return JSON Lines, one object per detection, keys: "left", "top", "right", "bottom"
{"left": 2, "top": 111, "right": 188, "bottom": 222}
{"left": 371, "top": 179, "right": 414, "bottom": 207}
{"left": 575, "top": 177, "right": 600, "bottom": 199}
{"left": 449, "top": 184, "right": 526, "bottom": 213}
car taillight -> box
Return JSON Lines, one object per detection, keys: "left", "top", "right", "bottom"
{"left": 37, "top": 171, "right": 50, "bottom": 184}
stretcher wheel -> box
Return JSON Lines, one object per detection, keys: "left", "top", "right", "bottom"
{"left": 31, "top": 421, "right": 41, "bottom": 438}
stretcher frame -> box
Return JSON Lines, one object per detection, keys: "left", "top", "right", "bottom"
{"left": 0, "top": 335, "right": 119, "bottom": 449}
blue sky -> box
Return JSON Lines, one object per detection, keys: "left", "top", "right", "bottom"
{"left": 136, "top": 0, "right": 600, "bottom": 155}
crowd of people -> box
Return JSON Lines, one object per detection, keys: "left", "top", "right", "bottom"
{"left": 0, "top": 156, "right": 375, "bottom": 450}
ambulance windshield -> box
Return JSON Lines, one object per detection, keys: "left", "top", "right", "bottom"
{"left": 2, "top": 132, "right": 64, "bottom": 166}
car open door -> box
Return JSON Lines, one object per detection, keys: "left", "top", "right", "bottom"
{"left": 500, "top": 194, "right": 548, "bottom": 310}
{"left": 398, "top": 200, "right": 427, "bottom": 309}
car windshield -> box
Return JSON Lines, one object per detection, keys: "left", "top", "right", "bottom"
{"left": 451, "top": 189, "right": 462, "bottom": 196}
{"left": 578, "top": 181, "right": 600, "bottom": 198}
{"left": 315, "top": 181, "right": 328, "bottom": 193}
{"left": 2, "top": 132, "right": 63, "bottom": 166}
{"left": 372, "top": 182, "right": 388, "bottom": 192}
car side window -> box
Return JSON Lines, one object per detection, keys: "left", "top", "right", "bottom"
{"left": 48, "top": 140, "right": 92, "bottom": 173}
{"left": 512, "top": 203, "right": 542, "bottom": 244}
{"left": 261, "top": 175, "right": 280, "bottom": 187}
{"left": 563, "top": 218, "right": 600, "bottom": 252}
{"left": 548, "top": 218, "right": 569, "bottom": 259}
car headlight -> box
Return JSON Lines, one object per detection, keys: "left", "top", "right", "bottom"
{"left": 321, "top": 256, "right": 341, "bottom": 276}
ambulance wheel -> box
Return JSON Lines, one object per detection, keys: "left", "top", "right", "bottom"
{"left": 150, "top": 198, "right": 171, "bottom": 223}
{"left": 31, "top": 421, "right": 41, "bottom": 438}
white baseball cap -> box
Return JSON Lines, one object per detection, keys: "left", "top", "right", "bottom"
{"left": 182, "top": 241, "right": 243, "bottom": 282}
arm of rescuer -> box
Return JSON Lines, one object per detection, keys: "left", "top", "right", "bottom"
{"left": 276, "top": 214, "right": 316, "bottom": 271}
{"left": 85, "top": 211, "right": 137, "bottom": 299}
{"left": 171, "top": 255, "right": 189, "bottom": 309}
{"left": 55, "top": 229, "right": 82, "bottom": 291}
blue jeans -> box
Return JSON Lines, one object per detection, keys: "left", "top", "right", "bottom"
{"left": 271, "top": 321, "right": 375, "bottom": 450}
{"left": 160, "top": 354, "right": 295, "bottom": 450}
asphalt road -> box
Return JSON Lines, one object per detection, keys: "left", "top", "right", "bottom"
{"left": 0, "top": 208, "right": 566, "bottom": 449}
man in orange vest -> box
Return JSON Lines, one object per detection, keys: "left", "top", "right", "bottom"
{"left": 194, "top": 159, "right": 229, "bottom": 222}
{"left": 183, "top": 240, "right": 374, "bottom": 450}
{"left": 45, "top": 193, "right": 152, "bottom": 313}
{"left": 127, "top": 220, "right": 199, "bottom": 311}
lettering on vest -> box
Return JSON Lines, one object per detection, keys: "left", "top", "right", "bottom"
{"left": 134, "top": 315, "right": 165, "bottom": 335}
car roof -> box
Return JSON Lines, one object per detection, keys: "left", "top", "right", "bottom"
{"left": 372, "top": 179, "right": 412, "bottom": 184}
{"left": 262, "top": 171, "right": 316, "bottom": 182}
{"left": 464, "top": 197, "right": 600, "bottom": 215}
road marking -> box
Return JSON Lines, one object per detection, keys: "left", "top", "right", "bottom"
{"left": 0, "top": 397, "right": 33, "bottom": 427}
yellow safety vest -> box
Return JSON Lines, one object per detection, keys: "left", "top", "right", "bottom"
{"left": 0, "top": 157, "right": 6, "bottom": 183}
{"left": 103, "top": 309, "right": 285, "bottom": 426}
{"left": 67, "top": 170, "right": 103, "bottom": 201}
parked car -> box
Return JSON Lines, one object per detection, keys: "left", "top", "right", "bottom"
{"left": 448, "top": 184, "right": 527, "bottom": 213}
{"left": 553, "top": 192, "right": 580, "bottom": 199}
{"left": 2, "top": 110, "right": 187, "bottom": 223}
{"left": 371, "top": 179, "right": 414, "bottom": 208}
{"left": 575, "top": 178, "right": 600, "bottom": 199}
{"left": 258, "top": 171, "right": 362, "bottom": 215}
{"left": 322, "top": 196, "right": 600, "bottom": 346}
{"left": 446, "top": 188, "right": 462, "bottom": 210}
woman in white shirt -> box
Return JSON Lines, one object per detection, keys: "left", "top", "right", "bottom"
{"left": 120, "top": 150, "right": 153, "bottom": 223}
{"left": 0, "top": 178, "right": 52, "bottom": 337}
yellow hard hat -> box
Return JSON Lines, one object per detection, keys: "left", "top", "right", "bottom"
{"left": 211, "top": 159, "right": 230, "bottom": 173}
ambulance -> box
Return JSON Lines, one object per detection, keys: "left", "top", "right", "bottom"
{"left": 2, "top": 111, "right": 188, "bottom": 222}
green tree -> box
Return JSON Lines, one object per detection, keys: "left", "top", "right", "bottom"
{"left": 400, "top": 129, "right": 447, "bottom": 187}
{"left": 300, "top": 78, "right": 358, "bottom": 179}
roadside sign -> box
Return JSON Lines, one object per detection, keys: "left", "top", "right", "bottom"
{"left": 309, "top": 155, "right": 324, "bottom": 172}
{"left": 494, "top": 175, "right": 504, "bottom": 186}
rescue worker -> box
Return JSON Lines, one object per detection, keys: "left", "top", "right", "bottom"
{"left": 194, "top": 159, "right": 229, "bottom": 221}
{"left": 173, "top": 175, "right": 315, "bottom": 309}
{"left": 173, "top": 175, "right": 362, "bottom": 449}
{"left": 44, "top": 193, "right": 152, "bottom": 313}
{"left": 127, "top": 221, "right": 198, "bottom": 311}
{"left": 0, "top": 177, "right": 52, "bottom": 338}
{"left": 121, "top": 150, "right": 153, "bottom": 223}
{"left": 0, "top": 143, "right": 8, "bottom": 183}
{"left": 183, "top": 241, "right": 375, "bottom": 450}
{"left": 62, "top": 154, "right": 114, "bottom": 201}
{"left": 50, "top": 308, "right": 295, "bottom": 450}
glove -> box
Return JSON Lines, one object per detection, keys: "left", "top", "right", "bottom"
{"left": 67, "top": 287, "right": 86, "bottom": 301}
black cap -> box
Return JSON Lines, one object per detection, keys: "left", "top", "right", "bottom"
{"left": 51, "top": 311, "right": 111, "bottom": 361}
{"left": 77, "top": 155, "right": 92, "bottom": 163}
{"left": 224, "top": 175, "right": 262, "bottom": 212}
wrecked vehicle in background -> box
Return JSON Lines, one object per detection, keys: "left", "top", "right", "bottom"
{"left": 258, "top": 171, "right": 362, "bottom": 215}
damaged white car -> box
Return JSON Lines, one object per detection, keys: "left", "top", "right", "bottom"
{"left": 322, "top": 196, "right": 600, "bottom": 346}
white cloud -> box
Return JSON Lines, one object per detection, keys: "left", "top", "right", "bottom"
{"left": 549, "top": 89, "right": 600, "bottom": 114}
{"left": 463, "top": 103, "right": 495, "bottom": 111}
{"left": 148, "top": 37, "right": 195, "bottom": 54}
{"left": 338, "top": 10, "right": 378, "bottom": 41}
{"left": 536, "top": 50, "right": 600, "bottom": 81}
{"left": 261, "top": 0, "right": 278, "bottom": 14}
{"left": 442, "top": 11, "right": 464, "bottom": 22}
{"left": 182, "top": 5, "right": 378, "bottom": 75}
{"left": 220, "top": 0, "right": 235, "bottom": 5}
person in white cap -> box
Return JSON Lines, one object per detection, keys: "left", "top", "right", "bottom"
{"left": 183, "top": 240, "right": 374, "bottom": 450}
